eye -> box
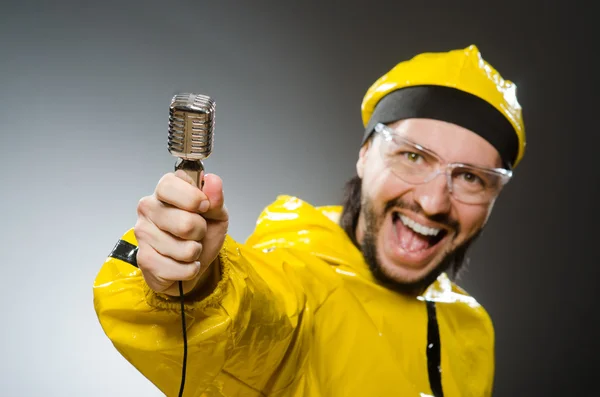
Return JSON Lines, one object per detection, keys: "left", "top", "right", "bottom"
{"left": 459, "top": 172, "right": 485, "bottom": 186}
{"left": 401, "top": 152, "right": 423, "bottom": 163}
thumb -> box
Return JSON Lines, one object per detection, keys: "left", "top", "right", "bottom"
{"left": 201, "top": 173, "right": 228, "bottom": 221}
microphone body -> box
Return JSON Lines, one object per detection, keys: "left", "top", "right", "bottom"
{"left": 167, "top": 92, "right": 216, "bottom": 397}
{"left": 168, "top": 93, "right": 216, "bottom": 187}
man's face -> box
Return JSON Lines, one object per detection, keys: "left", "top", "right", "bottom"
{"left": 355, "top": 118, "right": 503, "bottom": 294}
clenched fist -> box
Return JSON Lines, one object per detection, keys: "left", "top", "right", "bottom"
{"left": 134, "top": 170, "right": 229, "bottom": 296}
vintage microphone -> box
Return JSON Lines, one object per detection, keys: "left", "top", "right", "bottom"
{"left": 167, "top": 93, "right": 216, "bottom": 396}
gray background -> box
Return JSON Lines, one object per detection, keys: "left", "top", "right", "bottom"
{"left": 0, "top": 1, "right": 596, "bottom": 396}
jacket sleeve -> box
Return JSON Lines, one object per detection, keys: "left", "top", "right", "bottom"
{"left": 93, "top": 228, "right": 336, "bottom": 396}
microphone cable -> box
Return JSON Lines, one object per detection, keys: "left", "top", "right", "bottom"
{"left": 178, "top": 280, "right": 188, "bottom": 397}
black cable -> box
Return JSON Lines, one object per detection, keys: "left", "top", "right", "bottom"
{"left": 178, "top": 280, "right": 188, "bottom": 397}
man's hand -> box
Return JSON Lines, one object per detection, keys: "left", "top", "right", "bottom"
{"left": 134, "top": 170, "right": 229, "bottom": 296}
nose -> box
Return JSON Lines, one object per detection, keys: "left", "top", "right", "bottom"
{"left": 413, "top": 173, "right": 452, "bottom": 216}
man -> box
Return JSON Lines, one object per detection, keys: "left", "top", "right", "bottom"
{"left": 94, "top": 44, "right": 525, "bottom": 397}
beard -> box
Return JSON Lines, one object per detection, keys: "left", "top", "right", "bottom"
{"left": 359, "top": 195, "right": 481, "bottom": 296}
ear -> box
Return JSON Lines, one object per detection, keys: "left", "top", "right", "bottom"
{"left": 356, "top": 142, "right": 370, "bottom": 178}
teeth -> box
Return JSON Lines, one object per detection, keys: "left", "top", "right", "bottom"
{"left": 399, "top": 214, "right": 441, "bottom": 236}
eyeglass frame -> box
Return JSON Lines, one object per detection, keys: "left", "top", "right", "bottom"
{"left": 372, "top": 122, "right": 513, "bottom": 204}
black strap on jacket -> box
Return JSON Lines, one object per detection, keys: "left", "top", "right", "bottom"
{"left": 108, "top": 239, "right": 138, "bottom": 268}
{"left": 426, "top": 300, "right": 444, "bottom": 397}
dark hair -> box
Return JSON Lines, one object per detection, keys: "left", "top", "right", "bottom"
{"left": 338, "top": 175, "right": 473, "bottom": 280}
{"left": 339, "top": 175, "right": 362, "bottom": 248}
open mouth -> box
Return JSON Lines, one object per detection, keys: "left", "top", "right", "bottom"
{"left": 391, "top": 211, "right": 447, "bottom": 253}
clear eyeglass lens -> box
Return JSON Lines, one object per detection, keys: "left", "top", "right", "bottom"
{"left": 381, "top": 134, "right": 505, "bottom": 204}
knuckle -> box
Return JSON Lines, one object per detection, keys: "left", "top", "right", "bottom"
{"left": 136, "top": 196, "right": 153, "bottom": 216}
{"left": 134, "top": 219, "right": 147, "bottom": 236}
{"left": 180, "top": 262, "right": 201, "bottom": 281}
{"left": 181, "top": 241, "right": 202, "bottom": 262}
{"left": 133, "top": 227, "right": 144, "bottom": 245}
{"left": 135, "top": 246, "right": 154, "bottom": 270}
{"left": 177, "top": 213, "right": 198, "bottom": 238}
{"left": 155, "top": 173, "right": 174, "bottom": 199}
{"left": 158, "top": 172, "right": 175, "bottom": 186}
{"left": 133, "top": 221, "right": 153, "bottom": 246}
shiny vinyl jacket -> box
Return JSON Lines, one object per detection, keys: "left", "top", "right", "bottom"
{"left": 93, "top": 195, "right": 495, "bottom": 397}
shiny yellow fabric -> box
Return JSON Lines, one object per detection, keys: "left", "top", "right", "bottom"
{"left": 361, "top": 44, "right": 526, "bottom": 167}
{"left": 94, "top": 196, "right": 495, "bottom": 396}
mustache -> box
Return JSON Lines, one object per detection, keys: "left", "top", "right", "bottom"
{"left": 383, "top": 197, "right": 460, "bottom": 233}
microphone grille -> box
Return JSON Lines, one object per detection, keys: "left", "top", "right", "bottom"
{"left": 168, "top": 93, "right": 215, "bottom": 160}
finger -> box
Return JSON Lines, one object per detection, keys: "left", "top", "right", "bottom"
{"left": 155, "top": 172, "right": 208, "bottom": 212}
{"left": 136, "top": 242, "right": 202, "bottom": 284}
{"left": 200, "top": 173, "right": 229, "bottom": 221}
{"left": 136, "top": 218, "right": 203, "bottom": 262}
{"left": 174, "top": 169, "right": 195, "bottom": 185}
{"left": 153, "top": 203, "right": 207, "bottom": 241}
{"left": 138, "top": 196, "right": 208, "bottom": 241}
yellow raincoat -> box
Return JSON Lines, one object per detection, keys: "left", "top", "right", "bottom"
{"left": 93, "top": 195, "right": 494, "bottom": 397}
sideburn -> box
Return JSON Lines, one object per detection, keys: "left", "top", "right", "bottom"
{"left": 339, "top": 175, "right": 363, "bottom": 248}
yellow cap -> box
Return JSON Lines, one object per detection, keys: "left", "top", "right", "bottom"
{"left": 361, "top": 45, "right": 526, "bottom": 168}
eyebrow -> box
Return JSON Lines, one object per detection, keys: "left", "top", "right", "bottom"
{"left": 398, "top": 134, "right": 502, "bottom": 170}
